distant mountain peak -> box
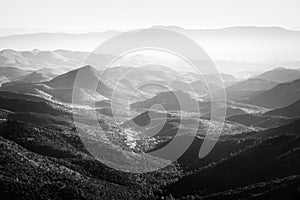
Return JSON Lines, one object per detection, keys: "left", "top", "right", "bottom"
{"left": 79, "top": 65, "right": 95, "bottom": 71}
{"left": 0, "top": 48, "right": 18, "bottom": 54}
{"left": 32, "top": 48, "right": 41, "bottom": 53}
{"left": 273, "top": 67, "right": 287, "bottom": 71}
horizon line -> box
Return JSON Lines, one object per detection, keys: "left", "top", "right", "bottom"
{"left": 0, "top": 25, "right": 300, "bottom": 37}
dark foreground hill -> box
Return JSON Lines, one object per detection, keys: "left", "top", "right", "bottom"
{"left": 0, "top": 96, "right": 67, "bottom": 115}
{"left": 164, "top": 119, "right": 300, "bottom": 199}
{"left": 0, "top": 91, "right": 182, "bottom": 199}
{"left": 0, "top": 123, "right": 151, "bottom": 200}
{"left": 0, "top": 119, "right": 181, "bottom": 200}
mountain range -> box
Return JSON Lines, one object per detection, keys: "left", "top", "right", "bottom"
{"left": 1, "top": 26, "right": 300, "bottom": 78}
{"left": 0, "top": 48, "right": 300, "bottom": 199}
{"left": 0, "top": 65, "right": 110, "bottom": 103}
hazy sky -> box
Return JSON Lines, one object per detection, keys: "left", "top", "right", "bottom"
{"left": 1, "top": 0, "right": 300, "bottom": 34}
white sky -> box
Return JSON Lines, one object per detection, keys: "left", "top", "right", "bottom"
{"left": 1, "top": 0, "right": 300, "bottom": 33}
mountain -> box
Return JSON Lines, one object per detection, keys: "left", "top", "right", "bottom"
{"left": 169, "top": 78, "right": 223, "bottom": 97}
{"left": 0, "top": 134, "right": 148, "bottom": 200}
{"left": 47, "top": 65, "right": 97, "bottom": 88}
{"left": 101, "top": 65, "right": 177, "bottom": 88}
{"left": 1, "top": 65, "right": 300, "bottom": 199}
{"left": 226, "top": 78, "right": 277, "bottom": 93}
{"left": 0, "top": 66, "right": 29, "bottom": 81}
{"left": 202, "top": 73, "right": 238, "bottom": 85}
{"left": 122, "top": 110, "right": 181, "bottom": 138}
{"left": 1, "top": 27, "right": 300, "bottom": 67}
{"left": 0, "top": 49, "right": 112, "bottom": 72}
{"left": 0, "top": 49, "right": 76, "bottom": 70}
{"left": 35, "top": 67, "right": 66, "bottom": 77}
{"left": 254, "top": 67, "right": 300, "bottom": 83}
{"left": 253, "top": 118, "right": 300, "bottom": 138}
{"left": 0, "top": 88, "right": 181, "bottom": 199}
{"left": 0, "top": 91, "right": 50, "bottom": 102}
{"left": 138, "top": 64, "right": 181, "bottom": 82}
{"left": 264, "top": 99, "right": 300, "bottom": 117}
{"left": 0, "top": 31, "right": 119, "bottom": 51}
{"left": 0, "top": 91, "right": 68, "bottom": 115}
{"left": 17, "top": 71, "right": 49, "bottom": 83}
{"left": 0, "top": 66, "right": 111, "bottom": 103}
{"left": 204, "top": 106, "right": 247, "bottom": 118}
{"left": 0, "top": 115, "right": 171, "bottom": 199}
{"left": 223, "top": 78, "right": 277, "bottom": 100}
{"left": 129, "top": 89, "right": 255, "bottom": 118}
{"left": 191, "top": 80, "right": 222, "bottom": 96}
{"left": 47, "top": 65, "right": 112, "bottom": 97}
{"left": 122, "top": 109, "right": 252, "bottom": 143}
{"left": 226, "top": 113, "right": 296, "bottom": 128}
{"left": 0, "top": 82, "right": 65, "bottom": 101}
{"left": 246, "top": 79, "right": 300, "bottom": 108}
{"left": 179, "top": 72, "right": 238, "bottom": 85}
{"left": 169, "top": 79, "right": 192, "bottom": 92}
{"left": 130, "top": 90, "right": 199, "bottom": 113}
